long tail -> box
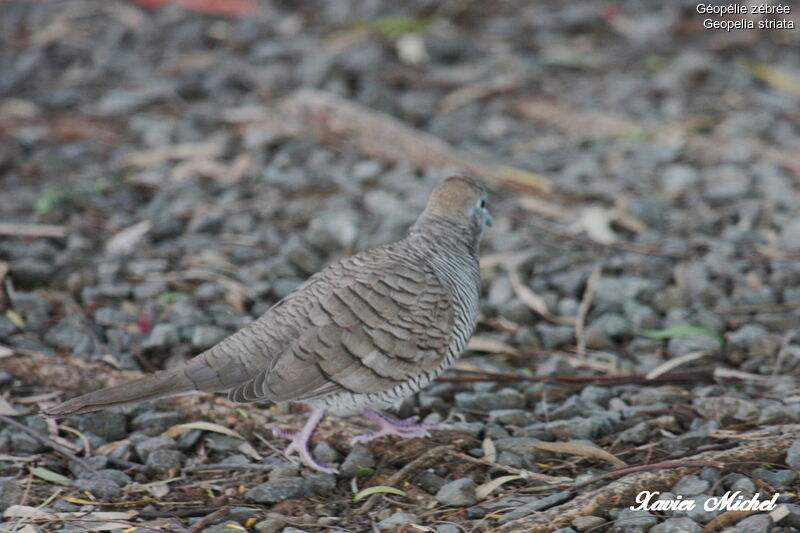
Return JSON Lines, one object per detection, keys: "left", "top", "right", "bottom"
{"left": 43, "top": 367, "right": 196, "bottom": 417}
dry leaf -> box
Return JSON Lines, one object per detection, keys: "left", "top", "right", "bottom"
{"left": 476, "top": 475, "right": 523, "bottom": 500}
{"left": 4, "top": 505, "right": 53, "bottom": 520}
{"left": 576, "top": 206, "right": 617, "bottom": 244}
{"left": 238, "top": 442, "right": 263, "bottom": 461}
{"left": 532, "top": 441, "right": 627, "bottom": 467}
{"left": 645, "top": 351, "right": 708, "bottom": 380}
{"left": 0, "top": 397, "right": 23, "bottom": 416}
{"left": 105, "top": 220, "right": 152, "bottom": 255}
{"left": 467, "top": 337, "right": 519, "bottom": 356}
{"left": 518, "top": 196, "right": 574, "bottom": 221}
{"left": 482, "top": 437, "right": 497, "bottom": 463}
{"left": 123, "top": 139, "right": 225, "bottom": 168}
{"left": 747, "top": 63, "right": 800, "bottom": 98}
{"left": 163, "top": 421, "right": 244, "bottom": 440}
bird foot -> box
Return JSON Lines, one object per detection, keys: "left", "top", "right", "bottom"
{"left": 273, "top": 409, "right": 338, "bottom": 474}
{"left": 351, "top": 409, "right": 446, "bottom": 445}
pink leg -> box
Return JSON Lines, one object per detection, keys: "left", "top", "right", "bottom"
{"left": 273, "top": 409, "right": 337, "bottom": 474}
{"left": 351, "top": 409, "right": 446, "bottom": 445}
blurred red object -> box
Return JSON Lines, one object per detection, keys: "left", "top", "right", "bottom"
{"left": 131, "top": 0, "right": 258, "bottom": 17}
{"left": 137, "top": 313, "right": 152, "bottom": 334}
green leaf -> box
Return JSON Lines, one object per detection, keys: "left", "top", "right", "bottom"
{"left": 158, "top": 291, "right": 190, "bottom": 304}
{"left": 374, "top": 16, "right": 429, "bottom": 36}
{"left": 35, "top": 188, "right": 72, "bottom": 214}
{"left": 637, "top": 325, "right": 722, "bottom": 342}
{"left": 350, "top": 467, "right": 376, "bottom": 493}
{"left": 353, "top": 485, "right": 406, "bottom": 502}
{"left": 31, "top": 467, "right": 73, "bottom": 486}
{"left": 354, "top": 467, "right": 375, "bottom": 477}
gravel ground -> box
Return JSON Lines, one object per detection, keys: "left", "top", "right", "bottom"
{"left": 2, "top": 1, "right": 800, "bottom": 532}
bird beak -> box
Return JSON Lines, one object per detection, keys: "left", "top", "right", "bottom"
{"left": 486, "top": 211, "right": 494, "bottom": 227}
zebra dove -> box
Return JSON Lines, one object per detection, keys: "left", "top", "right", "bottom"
{"left": 44, "top": 175, "right": 492, "bottom": 473}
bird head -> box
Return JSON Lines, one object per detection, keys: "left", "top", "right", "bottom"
{"left": 423, "top": 175, "right": 493, "bottom": 236}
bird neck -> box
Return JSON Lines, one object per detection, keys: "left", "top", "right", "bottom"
{"left": 408, "top": 214, "right": 480, "bottom": 257}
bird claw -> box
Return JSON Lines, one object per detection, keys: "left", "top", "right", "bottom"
{"left": 351, "top": 409, "right": 445, "bottom": 445}
{"left": 272, "top": 410, "right": 339, "bottom": 474}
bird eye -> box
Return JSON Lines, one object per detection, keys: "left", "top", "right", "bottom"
{"left": 478, "top": 198, "right": 486, "bottom": 209}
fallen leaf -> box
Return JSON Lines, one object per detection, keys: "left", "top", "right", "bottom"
{"left": 353, "top": 485, "right": 406, "bottom": 502}
{"left": 532, "top": 441, "right": 627, "bottom": 467}
{"left": 637, "top": 325, "right": 723, "bottom": 342}
{"left": 30, "top": 466, "right": 73, "bottom": 486}
{"left": 0, "top": 397, "right": 22, "bottom": 416}
{"left": 576, "top": 206, "right": 617, "bottom": 244}
{"left": 105, "top": 220, "right": 152, "bottom": 255}
{"left": 3, "top": 505, "right": 53, "bottom": 520}
{"left": 467, "top": 337, "right": 519, "bottom": 356}
{"left": 162, "top": 421, "right": 244, "bottom": 440}
{"left": 476, "top": 475, "right": 523, "bottom": 500}
{"left": 482, "top": 437, "right": 497, "bottom": 463}
{"left": 645, "top": 350, "right": 708, "bottom": 380}
{"left": 747, "top": 63, "right": 800, "bottom": 98}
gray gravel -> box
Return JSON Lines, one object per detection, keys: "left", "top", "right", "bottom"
{"left": 1, "top": 0, "right": 799, "bottom": 531}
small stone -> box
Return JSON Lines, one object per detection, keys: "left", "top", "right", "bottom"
{"left": 489, "top": 409, "right": 535, "bottom": 426}
{"left": 191, "top": 326, "right": 228, "bottom": 350}
{"left": 204, "top": 434, "right": 246, "bottom": 454}
{"left": 435, "top": 525, "right": 460, "bottom": 533}
{"left": 536, "top": 325, "right": 575, "bottom": 349}
{"left": 135, "top": 436, "right": 177, "bottom": 462}
{"left": 146, "top": 449, "right": 185, "bottom": 475}
{"left": 435, "top": 478, "right": 478, "bottom": 506}
{"left": 779, "top": 218, "right": 800, "bottom": 253}
{"left": 10, "top": 258, "right": 54, "bottom": 287}
{"left": 500, "top": 299, "right": 536, "bottom": 325}
{"left": 75, "top": 476, "right": 122, "bottom": 499}
{"left": 376, "top": 512, "right": 417, "bottom": 530}
{"left": 785, "top": 440, "right": 800, "bottom": 469}
{"left": 693, "top": 396, "right": 759, "bottom": 425}
{"left": 580, "top": 386, "right": 613, "bottom": 407}
{"left": 131, "top": 411, "right": 185, "bottom": 435}
{"left": 672, "top": 475, "right": 710, "bottom": 497}
{"left": 416, "top": 469, "right": 446, "bottom": 493}
{"left": 592, "top": 277, "right": 657, "bottom": 312}
{"left": 686, "top": 495, "right": 721, "bottom": 523}
{"left": 727, "top": 514, "right": 772, "bottom": 533}
{"left": 141, "top": 323, "right": 179, "bottom": 351}
{"left": 253, "top": 513, "right": 287, "bottom": 533}
{"left": 201, "top": 522, "right": 244, "bottom": 533}
{"left": 268, "top": 462, "right": 300, "bottom": 481}
{"left": 753, "top": 468, "right": 796, "bottom": 488}
{"left": 44, "top": 320, "right": 95, "bottom": 358}
{"left": 660, "top": 164, "right": 699, "bottom": 198}
{"left": 246, "top": 472, "right": 337, "bottom": 504}
{"left": 72, "top": 410, "right": 127, "bottom": 443}
{"left": 312, "top": 441, "right": 340, "bottom": 465}
{"left": 221, "top": 454, "right": 250, "bottom": 466}
{"left": 455, "top": 388, "right": 525, "bottom": 411}
{"left": 572, "top": 515, "right": 606, "bottom": 531}
{"left": 0, "top": 477, "right": 22, "bottom": 511}
{"left": 649, "top": 517, "right": 702, "bottom": 533}
{"left": 305, "top": 210, "right": 359, "bottom": 251}
{"left": 340, "top": 444, "right": 375, "bottom": 477}
{"left": 619, "top": 422, "right": 651, "bottom": 445}
{"left": 727, "top": 476, "right": 756, "bottom": 496}
{"left": 281, "top": 234, "right": 322, "bottom": 275}
{"left": 226, "top": 507, "right": 259, "bottom": 523}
